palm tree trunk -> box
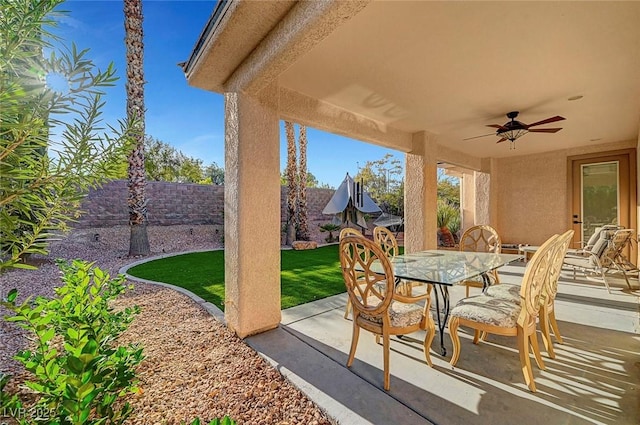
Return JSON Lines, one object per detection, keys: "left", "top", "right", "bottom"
{"left": 124, "top": 0, "right": 150, "bottom": 256}
{"left": 285, "top": 121, "right": 297, "bottom": 245}
{"left": 296, "top": 125, "right": 309, "bottom": 241}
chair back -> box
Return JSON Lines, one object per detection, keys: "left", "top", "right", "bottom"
{"left": 544, "top": 229, "right": 574, "bottom": 303}
{"left": 339, "top": 227, "right": 363, "bottom": 241}
{"left": 582, "top": 224, "right": 623, "bottom": 251}
{"left": 339, "top": 235, "right": 394, "bottom": 318}
{"left": 590, "top": 228, "right": 634, "bottom": 267}
{"left": 459, "top": 225, "right": 501, "bottom": 254}
{"left": 518, "top": 234, "right": 559, "bottom": 328}
{"left": 373, "top": 226, "right": 399, "bottom": 257}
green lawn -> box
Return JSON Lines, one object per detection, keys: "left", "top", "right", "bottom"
{"left": 126, "top": 245, "right": 346, "bottom": 310}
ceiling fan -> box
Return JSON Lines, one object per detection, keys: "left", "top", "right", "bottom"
{"left": 465, "top": 111, "right": 565, "bottom": 144}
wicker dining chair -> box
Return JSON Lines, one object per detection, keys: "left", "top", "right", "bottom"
{"left": 339, "top": 227, "right": 363, "bottom": 240}
{"left": 340, "top": 227, "right": 365, "bottom": 318}
{"left": 486, "top": 229, "right": 574, "bottom": 359}
{"left": 373, "top": 226, "right": 400, "bottom": 257}
{"left": 339, "top": 235, "right": 435, "bottom": 391}
{"left": 448, "top": 233, "right": 559, "bottom": 392}
{"left": 458, "top": 224, "right": 502, "bottom": 297}
{"left": 373, "top": 226, "right": 424, "bottom": 297}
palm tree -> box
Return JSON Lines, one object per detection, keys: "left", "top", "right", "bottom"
{"left": 296, "top": 125, "right": 309, "bottom": 240}
{"left": 284, "top": 121, "right": 297, "bottom": 245}
{"left": 124, "top": 0, "right": 150, "bottom": 256}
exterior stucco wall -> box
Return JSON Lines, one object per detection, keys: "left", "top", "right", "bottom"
{"left": 495, "top": 152, "right": 567, "bottom": 245}
{"left": 495, "top": 140, "right": 637, "bottom": 245}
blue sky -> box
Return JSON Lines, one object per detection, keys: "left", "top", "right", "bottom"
{"left": 52, "top": 0, "right": 404, "bottom": 189}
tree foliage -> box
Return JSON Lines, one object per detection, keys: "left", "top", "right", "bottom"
{"left": 355, "top": 153, "right": 404, "bottom": 216}
{"left": 280, "top": 170, "right": 327, "bottom": 188}
{"left": 437, "top": 168, "right": 460, "bottom": 207}
{"left": 0, "top": 0, "right": 134, "bottom": 272}
{"left": 353, "top": 155, "right": 461, "bottom": 222}
{"left": 205, "top": 162, "right": 224, "bottom": 185}
{"left": 142, "top": 135, "right": 223, "bottom": 183}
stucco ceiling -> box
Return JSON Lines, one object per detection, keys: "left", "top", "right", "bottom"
{"left": 277, "top": 1, "right": 640, "bottom": 159}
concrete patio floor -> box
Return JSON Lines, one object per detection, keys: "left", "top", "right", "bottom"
{"left": 246, "top": 261, "right": 640, "bottom": 425}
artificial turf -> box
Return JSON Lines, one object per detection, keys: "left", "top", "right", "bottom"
{"left": 125, "top": 245, "right": 346, "bottom": 310}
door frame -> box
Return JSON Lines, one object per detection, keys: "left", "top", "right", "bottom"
{"left": 567, "top": 148, "right": 637, "bottom": 264}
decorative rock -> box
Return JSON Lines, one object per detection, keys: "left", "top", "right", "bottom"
{"left": 292, "top": 241, "right": 318, "bottom": 250}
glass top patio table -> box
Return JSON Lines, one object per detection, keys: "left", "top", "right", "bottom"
{"left": 373, "top": 250, "right": 523, "bottom": 356}
{"left": 387, "top": 250, "right": 523, "bottom": 285}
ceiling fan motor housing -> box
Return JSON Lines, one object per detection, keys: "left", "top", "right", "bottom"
{"left": 498, "top": 111, "right": 527, "bottom": 135}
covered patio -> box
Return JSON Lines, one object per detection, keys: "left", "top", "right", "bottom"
{"left": 180, "top": 2, "right": 640, "bottom": 420}
{"left": 182, "top": 0, "right": 640, "bottom": 338}
{"left": 247, "top": 262, "right": 639, "bottom": 424}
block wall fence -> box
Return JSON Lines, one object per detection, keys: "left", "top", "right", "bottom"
{"left": 76, "top": 180, "right": 336, "bottom": 230}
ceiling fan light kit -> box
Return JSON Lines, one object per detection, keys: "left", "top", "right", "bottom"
{"left": 465, "top": 111, "right": 566, "bottom": 149}
{"left": 496, "top": 111, "right": 529, "bottom": 146}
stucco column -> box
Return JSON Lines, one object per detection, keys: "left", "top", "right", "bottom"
{"left": 461, "top": 171, "right": 475, "bottom": 231}
{"left": 475, "top": 158, "right": 499, "bottom": 227}
{"left": 404, "top": 131, "right": 438, "bottom": 252}
{"left": 474, "top": 171, "right": 491, "bottom": 225}
{"left": 224, "top": 85, "right": 281, "bottom": 338}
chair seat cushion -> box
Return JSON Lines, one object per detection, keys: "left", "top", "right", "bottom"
{"left": 361, "top": 298, "right": 426, "bottom": 328}
{"left": 484, "top": 283, "right": 521, "bottom": 304}
{"left": 450, "top": 295, "right": 521, "bottom": 328}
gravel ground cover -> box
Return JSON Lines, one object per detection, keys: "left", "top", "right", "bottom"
{"left": 0, "top": 225, "right": 334, "bottom": 424}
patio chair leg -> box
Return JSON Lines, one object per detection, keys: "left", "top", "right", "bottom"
{"left": 549, "top": 310, "right": 564, "bottom": 344}
{"left": 529, "top": 332, "right": 546, "bottom": 370}
{"left": 600, "top": 270, "right": 613, "bottom": 294}
{"left": 518, "top": 329, "right": 537, "bottom": 393}
{"left": 383, "top": 331, "right": 391, "bottom": 391}
{"left": 449, "top": 317, "right": 461, "bottom": 366}
{"left": 423, "top": 317, "right": 435, "bottom": 368}
{"left": 347, "top": 321, "right": 360, "bottom": 368}
{"left": 344, "top": 299, "right": 352, "bottom": 319}
{"left": 538, "top": 307, "right": 555, "bottom": 359}
{"left": 472, "top": 329, "right": 482, "bottom": 344}
{"left": 620, "top": 268, "right": 633, "bottom": 290}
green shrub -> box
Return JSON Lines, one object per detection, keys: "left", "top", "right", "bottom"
{"left": 319, "top": 223, "right": 341, "bottom": 243}
{"left": 448, "top": 212, "right": 461, "bottom": 240}
{"left": 436, "top": 199, "right": 458, "bottom": 229}
{"left": 1, "top": 260, "right": 143, "bottom": 424}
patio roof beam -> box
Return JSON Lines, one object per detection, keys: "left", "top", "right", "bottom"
{"left": 224, "top": 0, "right": 371, "bottom": 95}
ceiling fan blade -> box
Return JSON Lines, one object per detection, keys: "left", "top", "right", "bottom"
{"left": 528, "top": 128, "right": 563, "bottom": 133}
{"left": 486, "top": 124, "right": 506, "bottom": 129}
{"left": 496, "top": 137, "right": 508, "bottom": 143}
{"left": 526, "top": 116, "right": 565, "bottom": 127}
{"left": 463, "top": 132, "right": 496, "bottom": 141}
